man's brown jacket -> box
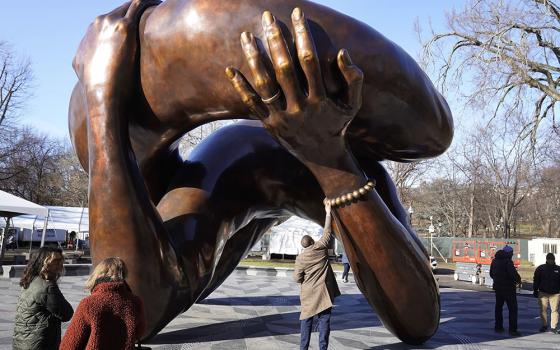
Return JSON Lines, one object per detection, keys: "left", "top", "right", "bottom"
{"left": 293, "top": 225, "right": 341, "bottom": 320}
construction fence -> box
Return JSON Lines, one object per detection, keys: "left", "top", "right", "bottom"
{"left": 419, "top": 237, "right": 530, "bottom": 262}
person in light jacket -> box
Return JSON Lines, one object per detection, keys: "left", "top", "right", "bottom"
{"left": 13, "top": 247, "right": 74, "bottom": 350}
{"left": 294, "top": 202, "right": 340, "bottom": 350}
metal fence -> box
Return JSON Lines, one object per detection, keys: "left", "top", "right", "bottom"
{"left": 419, "top": 237, "right": 530, "bottom": 261}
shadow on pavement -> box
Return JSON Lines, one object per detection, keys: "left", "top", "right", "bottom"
{"left": 146, "top": 290, "right": 541, "bottom": 348}
{"left": 148, "top": 310, "right": 384, "bottom": 345}
{"left": 198, "top": 295, "right": 301, "bottom": 306}
{"left": 434, "top": 268, "right": 454, "bottom": 275}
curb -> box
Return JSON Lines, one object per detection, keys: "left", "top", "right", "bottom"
{"left": 1, "top": 264, "right": 92, "bottom": 278}
{"left": 235, "top": 265, "right": 353, "bottom": 279}
{"left": 1, "top": 264, "right": 353, "bottom": 279}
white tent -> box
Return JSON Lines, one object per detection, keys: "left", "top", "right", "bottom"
{"left": 268, "top": 217, "right": 323, "bottom": 255}
{"left": 11, "top": 206, "right": 89, "bottom": 234}
{"left": 6, "top": 206, "right": 89, "bottom": 251}
{"left": 0, "top": 192, "right": 88, "bottom": 249}
{"left": 0, "top": 190, "right": 49, "bottom": 260}
{"left": 0, "top": 190, "right": 48, "bottom": 218}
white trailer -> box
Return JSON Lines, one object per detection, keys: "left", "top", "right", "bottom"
{"left": 19, "top": 228, "right": 66, "bottom": 243}
{"left": 528, "top": 238, "right": 560, "bottom": 266}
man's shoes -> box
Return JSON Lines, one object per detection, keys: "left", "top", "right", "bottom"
{"left": 539, "top": 326, "right": 548, "bottom": 332}
{"left": 494, "top": 327, "right": 504, "bottom": 333}
{"left": 343, "top": 278, "right": 348, "bottom": 283}
{"left": 508, "top": 330, "right": 522, "bottom": 337}
{"left": 552, "top": 328, "right": 558, "bottom": 334}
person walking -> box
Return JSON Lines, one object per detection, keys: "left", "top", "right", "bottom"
{"left": 341, "top": 251, "right": 350, "bottom": 283}
{"left": 60, "top": 257, "right": 145, "bottom": 350}
{"left": 533, "top": 253, "right": 560, "bottom": 333}
{"left": 294, "top": 202, "right": 340, "bottom": 350}
{"left": 490, "top": 245, "right": 521, "bottom": 336}
{"left": 13, "top": 247, "right": 74, "bottom": 350}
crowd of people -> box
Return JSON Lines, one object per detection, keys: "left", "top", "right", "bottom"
{"left": 12, "top": 204, "right": 560, "bottom": 350}
{"left": 489, "top": 244, "right": 560, "bottom": 337}
{"left": 12, "top": 248, "right": 145, "bottom": 350}
{"left": 291, "top": 209, "right": 560, "bottom": 348}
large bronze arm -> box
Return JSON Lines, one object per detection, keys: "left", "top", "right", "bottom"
{"left": 70, "top": 0, "right": 452, "bottom": 175}
{"left": 69, "top": 0, "right": 451, "bottom": 345}
{"left": 138, "top": 0, "right": 452, "bottom": 161}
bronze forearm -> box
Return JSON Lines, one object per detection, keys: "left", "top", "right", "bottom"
{"left": 70, "top": 0, "right": 452, "bottom": 344}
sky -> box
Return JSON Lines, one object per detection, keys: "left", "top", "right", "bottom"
{"left": 0, "top": 0, "right": 468, "bottom": 141}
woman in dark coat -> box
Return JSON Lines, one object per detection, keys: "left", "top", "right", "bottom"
{"left": 12, "top": 246, "right": 74, "bottom": 350}
{"left": 60, "top": 257, "right": 145, "bottom": 350}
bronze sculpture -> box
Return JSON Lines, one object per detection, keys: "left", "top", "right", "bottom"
{"left": 69, "top": 0, "right": 453, "bottom": 345}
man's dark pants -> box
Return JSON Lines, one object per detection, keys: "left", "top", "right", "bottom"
{"left": 300, "top": 307, "right": 332, "bottom": 350}
{"left": 494, "top": 288, "right": 518, "bottom": 331}
{"left": 342, "top": 263, "right": 350, "bottom": 281}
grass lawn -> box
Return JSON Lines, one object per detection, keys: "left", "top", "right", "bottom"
{"left": 239, "top": 258, "right": 344, "bottom": 271}
{"left": 242, "top": 258, "right": 535, "bottom": 276}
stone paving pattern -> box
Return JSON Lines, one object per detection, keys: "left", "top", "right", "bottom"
{"left": 1, "top": 272, "right": 559, "bottom": 349}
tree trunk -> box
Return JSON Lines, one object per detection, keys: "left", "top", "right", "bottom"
{"left": 0, "top": 218, "right": 10, "bottom": 267}
{"left": 468, "top": 182, "right": 475, "bottom": 238}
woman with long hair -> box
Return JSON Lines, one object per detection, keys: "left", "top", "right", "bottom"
{"left": 60, "top": 257, "right": 145, "bottom": 350}
{"left": 13, "top": 246, "right": 74, "bottom": 350}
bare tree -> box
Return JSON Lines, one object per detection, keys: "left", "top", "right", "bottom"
{"left": 476, "top": 122, "right": 537, "bottom": 238}
{"left": 384, "top": 160, "right": 429, "bottom": 205}
{"left": 0, "top": 127, "right": 87, "bottom": 206}
{"left": 528, "top": 129, "right": 560, "bottom": 236}
{"left": 178, "top": 120, "right": 234, "bottom": 158}
{"left": 438, "top": 135, "right": 486, "bottom": 237}
{"left": 0, "top": 42, "right": 32, "bottom": 130}
{"left": 420, "top": 0, "right": 560, "bottom": 143}
{"left": 45, "top": 145, "right": 88, "bottom": 206}
{"left": 528, "top": 161, "right": 560, "bottom": 236}
{"left": 430, "top": 156, "right": 470, "bottom": 237}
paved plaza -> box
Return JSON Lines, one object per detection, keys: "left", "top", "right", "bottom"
{"left": 1, "top": 272, "right": 559, "bottom": 350}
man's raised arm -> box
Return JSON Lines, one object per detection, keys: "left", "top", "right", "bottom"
{"left": 315, "top": 203, "right": 333, "bottom": 250}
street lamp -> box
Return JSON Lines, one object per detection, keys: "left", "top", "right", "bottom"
{"left": 428, "top": 216, "right": 435, "bottom": 256}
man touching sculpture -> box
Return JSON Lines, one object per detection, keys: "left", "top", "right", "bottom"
{"left": 294, "top": 202, "right": 340, "bottom": 350}
{"left": 69, "top": 0, "right": 453, "bottom": 345}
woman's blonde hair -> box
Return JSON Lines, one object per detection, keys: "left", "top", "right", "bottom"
{"left": 85, "top": 257, "right": 128, "bottom": 291}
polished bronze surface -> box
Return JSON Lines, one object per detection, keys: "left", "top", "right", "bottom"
{"left": 69, "top": 0, "right": 453, "bottom": 345}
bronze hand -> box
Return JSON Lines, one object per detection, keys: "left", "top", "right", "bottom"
{"left": 70, "top": 1, "right": 451, "bottom": 344}
{"left": 227, "top": 8, "right": 440, "bottom": 344}
{"left": 226, "top": 8, "right": 363, "bottom": 168}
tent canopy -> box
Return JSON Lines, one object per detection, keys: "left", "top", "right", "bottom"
{"left": 10, "top": 206, "right": 89, "bottom": 233}
{"left": 268, "top": 217, "right": 322, "bottom": 255}
{"left": 0, "top": 190, "right": 48, "bottom": 218}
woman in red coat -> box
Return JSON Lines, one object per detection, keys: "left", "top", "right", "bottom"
{"left": 60, "top": 257, "right": 145, "bottom": 350}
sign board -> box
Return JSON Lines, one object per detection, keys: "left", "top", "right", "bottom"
{"left": 20, "top": 228, "right": 66, "bottom": 242}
